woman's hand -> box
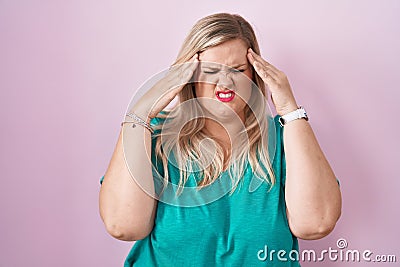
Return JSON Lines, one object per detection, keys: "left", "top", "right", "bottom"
{"left": 247, "top": 48, "right": 298, "bottom": 116}
{"left": 132, "top": 53, "right": 199, "bottom": 120}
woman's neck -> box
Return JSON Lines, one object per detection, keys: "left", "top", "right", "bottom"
{"left": 202, "top": 117, "right": 246, "bottom": 170}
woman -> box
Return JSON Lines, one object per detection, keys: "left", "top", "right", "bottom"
{"left": 99, "top": 13, "right": 342, "bottom": 266}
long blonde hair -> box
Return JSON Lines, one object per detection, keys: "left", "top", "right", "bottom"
{"left": 154, "top": 13, "right": 276, "bottom": 195}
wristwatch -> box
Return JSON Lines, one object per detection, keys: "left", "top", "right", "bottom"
{"left": 278, "top": 106, "right": 309, "bottom": 127}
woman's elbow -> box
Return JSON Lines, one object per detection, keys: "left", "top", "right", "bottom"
{"left": 290, "top": 221, "right": 337, "bottom": 240}
{"left": 289, "top": 211, "right": 341, "bottom": 240}
{"left": 103, "top": 219, "right": 153, "bottom": 241}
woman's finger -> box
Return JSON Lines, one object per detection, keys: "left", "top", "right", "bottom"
{"left": 183, "top": 53, "right": 199, "bottom": 79}
{"left": 167, "top": 57, "right": 198, "bottom": 85}
{"left": 248, "top": 48, "right": 281, "bottom": 74}
{"left": 166, "top": 54, "right": 199, "bottom": 93}
{"left": 170, "top": 54, "right": 199, "bottom": 81}
{"left": 253, "top": 60, "right": 279, "bottom": 81}
{"left": 247, "top": 50, "right": 277, "bottom": 79}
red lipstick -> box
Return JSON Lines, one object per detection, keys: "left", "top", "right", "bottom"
{"left": 215, "top": 90, "right": 235, "bottom": 102}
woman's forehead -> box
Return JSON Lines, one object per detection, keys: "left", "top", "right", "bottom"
{"left": 199, "top": 39, "right": 249, "bottom": 67}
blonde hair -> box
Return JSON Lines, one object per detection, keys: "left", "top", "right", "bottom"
{"left": 153, "top": 13, "right": 276, "bottom": 195}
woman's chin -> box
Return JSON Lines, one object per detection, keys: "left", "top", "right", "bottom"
{"left": 203, "top": 104, "right": 243, "bottom": 123}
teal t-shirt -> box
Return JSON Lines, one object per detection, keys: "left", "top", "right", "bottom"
{"left": 115, "top": 115, "right": 301, "bottom": 267}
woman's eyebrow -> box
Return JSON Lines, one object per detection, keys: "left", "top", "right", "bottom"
{"left": 231, "top": 63, "right": 247, "bottom": 69}
{"left": 202, "top": 65, "right": 220, "bottom": 69}
{"left": 201, "top": 64, "right": 220, "bottom": 69}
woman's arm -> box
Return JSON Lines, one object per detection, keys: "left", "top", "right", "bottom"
{"left": 99, "top": 126, "right": 156, "bottom": 241}
{"left": 247, "top": 48, "right": 342, "bottom": 240}
{"left": 99, "top": 54, "right": 199, "bottom": 241}
{"left": 282, "top": 108, "right": 342, "bottom": 240}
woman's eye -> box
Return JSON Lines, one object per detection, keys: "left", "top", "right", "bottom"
{"left": 203, "top": 70, "right": 218, "bottom": 74}
{"left": 232, "top": 69, "right": 246, "bottom": 73}
{"left": 203, "top": 69, "right": 245, "bottom": 74}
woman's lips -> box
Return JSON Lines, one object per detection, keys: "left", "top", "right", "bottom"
{"left": 215, "top": 90, "right": 235, "bottom": 102}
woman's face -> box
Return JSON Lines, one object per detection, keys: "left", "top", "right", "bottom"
{"left": 194, "top": 38, "right": 254, "bottom": 122}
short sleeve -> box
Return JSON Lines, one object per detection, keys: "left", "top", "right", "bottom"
{"left": 272, "top": 115, "right": 287, "bottom": 187}
{"left": 150, "top": 116, "right": 169, "bottom": 196}
{"left": 149, "top": 116, "right": 166, "bottom": 180}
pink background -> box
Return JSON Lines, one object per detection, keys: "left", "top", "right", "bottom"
{"left": 1, "top": 1, "right": 399, "bottom": 266}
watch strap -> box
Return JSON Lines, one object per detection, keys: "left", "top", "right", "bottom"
{"left": 278, "top": 106, "right": 308, "bottom": 126}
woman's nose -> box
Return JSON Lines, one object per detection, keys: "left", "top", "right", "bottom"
{"left": 217, "top": 72, "right": 234, "bottom": 89}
